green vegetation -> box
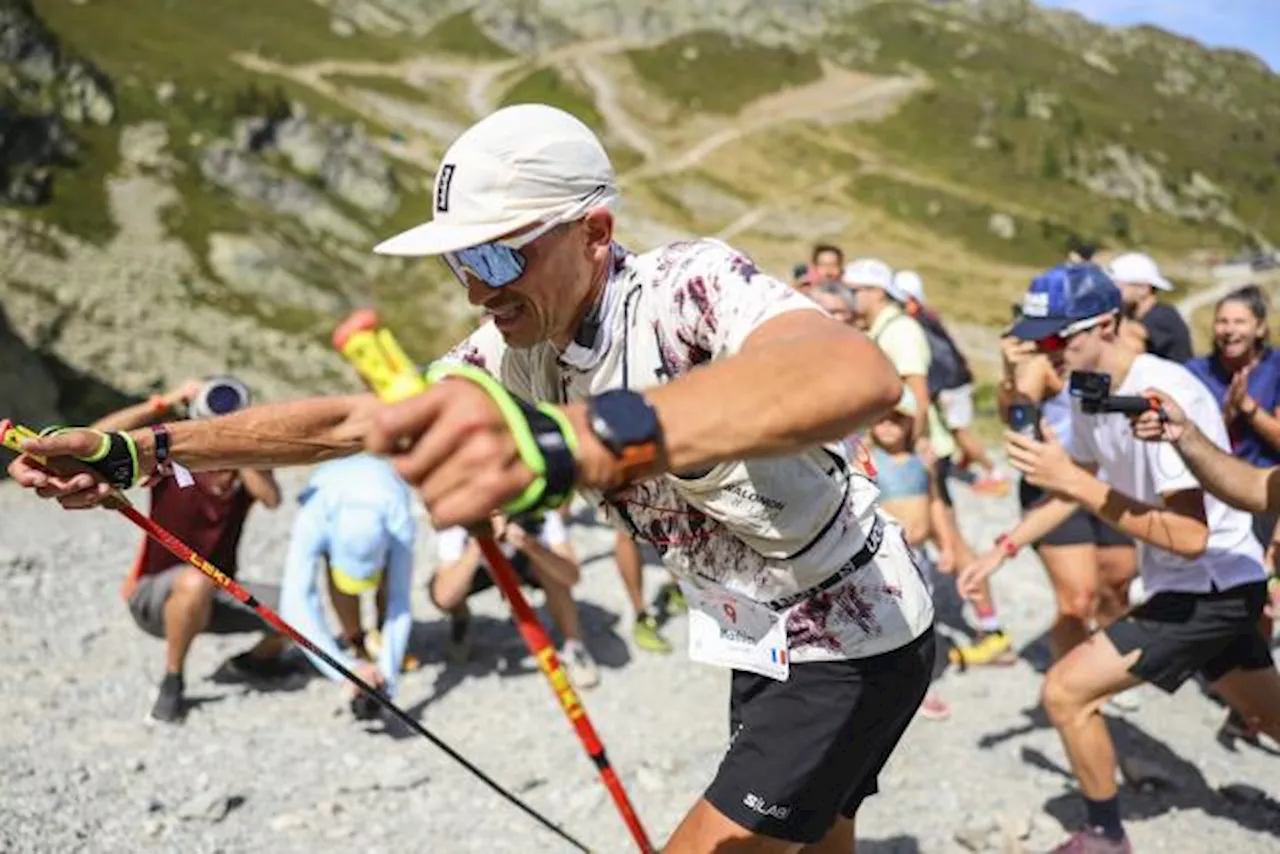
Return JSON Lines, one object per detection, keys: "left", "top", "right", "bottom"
{"left": 825, "top": 1, "right": 1280, "bottom": 253}
{"left": 33, "top": 0, "right": 418, "bottom": 81}
{"left": 499, "top": 67, "right": 604, "bottom": 130}
{"left": 329, "top": 74, "right": 430, "bottom": 104}
{"left": 419, "top": 10, "right": 514, "bottom": 60}
{"left": 627, "top": 30, "right": 823, "bottom": 115}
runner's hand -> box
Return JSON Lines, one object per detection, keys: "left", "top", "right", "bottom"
{"left": 1005, "top": 420, "right": 1081, "bottom": 493}
{"left": 5, "top": 428, "right": 128, "bottom": 509}
{"left": 957, "top": 548, "right": 1006, "bottom": 600}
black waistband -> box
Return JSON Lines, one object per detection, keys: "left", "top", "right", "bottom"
{"left": 765, "top": 515, "right": 887, "bottom": 611}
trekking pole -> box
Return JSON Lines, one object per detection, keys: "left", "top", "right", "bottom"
{"left": 0, "top": 419, "right": 591, "bottom": 853}
{"left": 333, "top": 309, "right": 655, "bottom": 854}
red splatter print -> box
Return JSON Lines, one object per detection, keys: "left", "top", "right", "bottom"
{"left": 787, "top": 581, "right": 904, "bottom": 651}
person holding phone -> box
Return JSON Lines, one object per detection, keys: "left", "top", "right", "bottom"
{"left": 997, "top": 334, "right": 1137, "bottom": 666}
{"left": 960, "top": 263, "right": 1278, "bottom": 854}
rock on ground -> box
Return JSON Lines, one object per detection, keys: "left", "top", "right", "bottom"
{"left": 0, "top": 466, "right": 1277, "bottom": 853}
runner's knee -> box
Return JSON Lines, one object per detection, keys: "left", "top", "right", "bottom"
{"left": 1054, "top": 585, "right": 1097, "bottom": 622}
{"left": 1040, "top": 669, "right": 1089, "bottom": 726}
{"left": 171, "top": 567, "right": 215, "bottom": 602}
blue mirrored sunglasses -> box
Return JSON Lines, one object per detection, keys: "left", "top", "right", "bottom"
{"left": 443, "top": 186, "right": 613, "bottom": 289}
{"left": 444, "top": 216, "right": 565, "bottom": 289}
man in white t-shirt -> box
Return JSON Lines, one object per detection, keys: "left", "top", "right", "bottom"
{"left": 959, "top": 263, "right": 1278, "bottom": 854}
{"left": 14, "top": 104, "right": 935, "bottom": 852}
{"left": 430, "top": 511, "right": 599, "bottom": 689}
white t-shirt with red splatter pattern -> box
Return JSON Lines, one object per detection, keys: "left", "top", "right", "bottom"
{"left": 441, "top": 238, "right": 935, "bottom": 663}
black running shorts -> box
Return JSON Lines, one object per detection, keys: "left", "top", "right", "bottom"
{"left": 1106, "top": 581, "right": 1273, "bottom": 693}
{"left": 705, "top": 627, "right": 935, "bottom": 844}
{"left": 128, "top": 566, "right": 277, "bottom": 638}
{"left": 1019, "top": 480, "right": 1133, "bottom": 549}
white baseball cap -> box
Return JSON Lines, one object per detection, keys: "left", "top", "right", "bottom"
{"left": 1106, "top": 252, "right": 1173, "bottom": 291}
{"left": 893, "top": 270, "right": 925, "bottom": 304}
{"left": 842, "top": 258, "right": 894, "bottom": 290}
{"left": 373, "top": 104, "right": 619, "bottom": 256}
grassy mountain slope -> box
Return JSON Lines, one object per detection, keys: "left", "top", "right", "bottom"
{"left": 3, "top": 0, "right": 1278, "bottom": 419}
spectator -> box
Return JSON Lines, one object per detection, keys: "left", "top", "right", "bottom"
{"left": 809, "top": 243, "right": 844, "bottom": 285}
{"left": 1107, "top": 251, "right": 1193, "bottom": 362}
{"left": 845, "top": 258, "right": 1011, "bottom": 664}
{"left": 431, "top": 511, "right": 600, "bottom": 689}
{"left": 893, "top": 269, "right": 1008, "bottom": 496}
{"left": 279, "top": 454, "right": 417, "bottom": 720}
{"left": 100, "top": 376, "right": 289, "bottom": 725}
{"left": 1185, "top": 284, "right": 1280, "bottom": 745}
{"left": 865, "top": 392, "right": 951, "bottom": 721}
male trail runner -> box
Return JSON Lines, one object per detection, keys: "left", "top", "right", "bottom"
{"left": 10, "top": 104, "right": 936, "bottom": 854}
{"left": 959, "top": 263, "right": 1280, "bottom": 854}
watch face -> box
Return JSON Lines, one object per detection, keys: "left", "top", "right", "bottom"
{"left": 594, "top": 391, "right": 659, "bottom": 451}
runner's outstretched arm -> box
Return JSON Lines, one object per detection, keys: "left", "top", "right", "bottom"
{"left": 1170, "top": 422, "right": 1279, "bottom": 514}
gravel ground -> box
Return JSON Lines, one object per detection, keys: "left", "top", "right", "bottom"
{"left": 1, "top": 466, "right": 1277, "bottom": 853}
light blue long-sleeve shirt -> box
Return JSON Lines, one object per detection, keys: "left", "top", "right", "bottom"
{"left": 279, "top": 455, "right": 416, "bottom": 698}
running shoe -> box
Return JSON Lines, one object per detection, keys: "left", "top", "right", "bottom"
{"left": 948, "top": 631, "right": 1016, "bottom": 669}
{"left": 917, "top": 690, "right": 952, "bottom": 721}
{"left": 1048, "top": 829, "right": 1132, "bottom": 854}
{"left": 632, "top": 610, "right": 672, "bottom": 654}
{"left": 655, "top": 582, "right": 688, "bottom": 617}
{"left": 146, "top": 672, "right": 186, "bottom": 725}
{"left": 561, "top": 639, "right": 601, "bottom": 689}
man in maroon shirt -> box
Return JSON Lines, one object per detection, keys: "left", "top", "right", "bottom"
{"left": 97, "top": 377, "right": 288, "bottom": 724}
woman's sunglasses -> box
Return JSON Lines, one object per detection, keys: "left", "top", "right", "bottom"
{"left": 444, "top": 187, "right": 611, "bottom": 289}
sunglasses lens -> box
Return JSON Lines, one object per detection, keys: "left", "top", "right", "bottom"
{"left": 447, "top": 243, "right": 527, "bottom": 288}
{"left": 1036, "top": 334, "right": 1065, "bottom": 353}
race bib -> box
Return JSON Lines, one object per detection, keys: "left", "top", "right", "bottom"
{"left": 680, "top": 577, "right": 790, "bottom": 682}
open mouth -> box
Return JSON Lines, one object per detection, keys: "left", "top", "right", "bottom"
{"left": 486, "top": 302, "right": 525, "bottom": 330}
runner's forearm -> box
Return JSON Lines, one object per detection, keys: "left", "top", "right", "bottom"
{"left": 124, "top": 395, "right": 378, "bottom": 473}
{"left": 91, "top": 399, "right": 163, "bottom": 432}
{"left": 1175, "top": 423, "right": 1279, "bottom": 514}
{"left": 1066, "top": 473, "right": 1209, "bottom": 557}
{"left": 606, "top": 318, "right": 901, "bottom": 478}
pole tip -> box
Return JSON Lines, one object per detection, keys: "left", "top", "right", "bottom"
{"left": 332, "top": 308, "right": 381, "bottom": 351}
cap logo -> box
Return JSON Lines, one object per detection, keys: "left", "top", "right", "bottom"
{"left": 435, "top": 163, "right": 456, "bottom": 213}
{"left": 1023, "top": 291, "right": 1050, "bottom": 317}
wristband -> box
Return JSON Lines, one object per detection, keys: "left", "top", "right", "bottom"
{"left": 40, "top": 426, "right": 142, "bottom": 489}
{"left": 995, "top": 533, "right": 1019, "bottom": 558}
{"left": 424, "top": 362, "right": 579, "bottom": 515}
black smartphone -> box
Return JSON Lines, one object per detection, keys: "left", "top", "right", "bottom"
{"left": 1007, "top": 402, "right": 1041, "bottom": 439}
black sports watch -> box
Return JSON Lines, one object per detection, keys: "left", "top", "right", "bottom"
{"left": 586, "top": 389, "right": 664, "bottom": 479}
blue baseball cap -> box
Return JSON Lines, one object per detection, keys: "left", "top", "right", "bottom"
{"left": 1009, "top": 263, "right": 1122, "bottom": 341}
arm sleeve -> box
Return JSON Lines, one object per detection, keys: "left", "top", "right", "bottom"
{"left": 376, "top": 516, "right": 416, "bottom": 699}
{"left": 651, "top": 240, "right": 822, "bottom": 374}
{"left": 278, "top": 505, "right": 361, "bottom": 683}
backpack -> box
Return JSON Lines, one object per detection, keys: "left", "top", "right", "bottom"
{"left": 881, "top": 309, "right": 973, "bottom": 398}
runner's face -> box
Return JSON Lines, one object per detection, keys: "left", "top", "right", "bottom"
{"left": 463, "top": 208, "right": 614, "bottom": 349}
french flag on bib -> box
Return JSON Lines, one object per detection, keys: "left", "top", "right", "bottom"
{"left": 770, "top": 648, "right": 788, "bottom": 666}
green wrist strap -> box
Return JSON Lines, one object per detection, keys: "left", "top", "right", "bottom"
{"left": 40, "top": 426, "right": 141, "bottom": 489}
{"left": 425, "top": 363, "right": 579, "bottom": 515}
